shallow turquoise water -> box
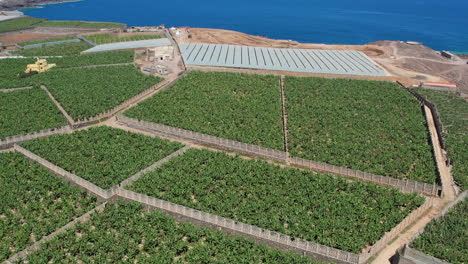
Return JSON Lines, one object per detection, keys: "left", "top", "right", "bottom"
{"left": 22, "top": 0, "right": 468, "bottom": 52}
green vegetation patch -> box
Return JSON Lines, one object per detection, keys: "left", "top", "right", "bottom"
{"left": 0, "top": 88, "right": 67, "bottom": 139}
{"left": 84, "top": 33, "right": 162, "bottom": 44}
{"left": 412, "top": 199, "right": 467, "bottom": 264}
{"left": 0, "top": 152, "right": 97, "bottom": 262}
{"left": 22, "top": 202, "right": 318, "bottom": 263}
{"left": 127, "top": 148, "right": 424, "bottom": 253}
{"left": 0, "top": 17, "right": 45, "bottom": 33}
{"left": 22, "top": 126, "right": 183, "bottom": 189}
{"left": 0, "top": 52, "right": 133, "bottom": 89}
{"left": 78, "top": 21, "right": 125, "bottom": 28}
{"left": 0, "top": 58, "right": 37, "bottom": 88}
{"left": 12, "top": 41, "right": 92, "bottom": 56}
{"left": 416, "top": 89, "right": 467, "bottom": 190}
{"left": 39, "top": 65, "right": 161, "bottom": 120}
{"left": 37, "top": 20, "right": 83, "bottom": 27}
{"left": 285, "top": 77, "right": 437, "bottom": 183}
{"left": 48, "top": 50, "right": 134, "bottom": 68}
{"left": 125, "top": 71, "right": 284, "bottom": 150}
{"left": 18, "top": 36, "right": 76, "bottom": 47}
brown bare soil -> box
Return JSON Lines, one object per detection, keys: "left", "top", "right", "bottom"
{"left": 175, "top": 27, "right": 391, "bottom": 58}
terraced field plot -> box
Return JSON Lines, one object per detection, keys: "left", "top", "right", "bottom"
{"left": 37, "top": 20, "right": 124, "bottom": 28}
{"left": 22, "top": 126, "right": 183, "bottom": 189}
{"left": 39, "top": 65, "right": 162, "bottom": 120}
{"left": 285, "top": 77, "right": 437, "bottom": 183}
{"left": 0, "top": 88, "right": 67, "bottom": 139}
{"left": 18, "top": 36, "right": 77, "bottom": 47}
{"left": 0, "top": 58, "right": 39, "bottom": 88}
{"left": 127, "top": 148, "right": 424, "bottom": 253}
{"left": 0, "top": 152, "right": 97, "bottom": 262}
{"left": 416, "top": 89, "right": 467, "bottom": 190}
{"left": 0, "top": 17, "right": 45, "bottom": 33}
{"left": 180, "top": 43, "right": 386, "bottom": 76}
{"left": 412, "top": 199, "right": 467, "bottom": 263}
{"left": 21, "top": 202, "right": 319, "bottom": 263}
{"left": 12, "top": 41, "right": 92, "bottom": 56}
{"left": 125, "top": 71, "right": 284, "bottom": 150}
{"left": 0, "top": 52, "right": 134, "bottom": 89}
{"left": 84, "top": 33, "right": 162, "bottom": 45}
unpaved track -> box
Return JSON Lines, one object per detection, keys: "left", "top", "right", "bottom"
{"left": 371, "top": 105, "right": 456, "bottom": 263}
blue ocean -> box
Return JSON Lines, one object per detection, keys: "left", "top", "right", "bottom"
{"left": 22, "top": 0, "right": 468, "bottom": 52}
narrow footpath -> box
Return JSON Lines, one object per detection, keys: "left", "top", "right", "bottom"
{"left": 371, "top": 105, "right": 456, "bottom": 263}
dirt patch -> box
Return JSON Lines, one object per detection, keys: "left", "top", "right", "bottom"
{"left": 175, "top": 27, "right": 390, "bottom": 57}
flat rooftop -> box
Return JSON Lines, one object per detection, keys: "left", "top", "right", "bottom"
{"left": 180, "top": 43, "right": 386, "bottom": 76}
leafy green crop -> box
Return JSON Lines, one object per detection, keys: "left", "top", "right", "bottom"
{"left": 0, "top": 53, "right": 133, "bottom": 89}
{"left": 22, "top": 126, "right": 184, "bottom": 189}
{"left": 36, "top": 20, "right": 83, "bottom": 27}
{"left": 37, "top": 65, "right": 162, "bottom": 120}
{"left": 127, "top": 148, "right": 424, "bottom": 253}
{"left": 416, "top": 89, "right": 467, "bottom": 190}
{"left": 0, "top": 17, "right": 45, "bottom": 33}
{"left": 0, "top": 152, "right": 97, "bottom": 261}
{"left": 0, "top": 88, "right": 67, "bottom": 139}
{"left": 412, "top": 200, "right": 467, "bottom": 263}
{"left": 21, "top": 202, "right": 320, "bottom": 264}
{"left": 85, "top": 33, "right": 162, "bottom": 44}
{"left": 12, "top": 41, "right": 92, "bottom": 56}
{"left": 125, "top": 71, "right": 285, "bottom": 150}
{"left": 285, "top": 77, "right": 437, "bottom": 183}
{"left": 47, "top": 50, "right": 134, "bottom": 68}
{"left": 18, "top": 36, "right": 77, "bottom": 47}
{"left": 36, "top": 20, "right": 124, "bottom": 28}
{"left": 0, "top": 58, "right": 38, "bottom": 88}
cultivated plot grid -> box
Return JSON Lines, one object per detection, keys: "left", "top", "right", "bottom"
{"left": 180, "top": 43, "right": 386, "bottom": 76}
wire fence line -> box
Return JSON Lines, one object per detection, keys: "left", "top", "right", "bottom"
{"left": 116, "top": 188, "right": 360, "bottom": 264}
{"left": 408, "top": 190, "right": 467, "bottom": 247}
{"left": 14, "top": 144, "right": 110, "bottom": 199}
{"left": 0, "top": 126, "right": 71, "bottom": 150}
{"left": 359, "top": 197, "right": 434, "bottom": 263}
{"left": 40, "top": 85, "right": 75, "bottom": 126}
{"left": 71, "top": 70, "right": 189, "bottom": 128}
{"left": 0, "top": 86, "right": 34, "bottom": 92}
{"left": 116, "top": 115, "right": 441, "bottom": 196}
{"left": 11, "top": 141, "right": 435, "bottom": 264}
{"left": 71, "top": 80, "right": 170, "bottom": 128}
{"left": 2, "top": 202, "right": 108, "bottom": 264}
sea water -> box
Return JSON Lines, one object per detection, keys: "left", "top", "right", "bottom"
{"left": 22, "top": 0, "right": 468, "bottom": 52}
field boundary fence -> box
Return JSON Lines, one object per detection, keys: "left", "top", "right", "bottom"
{"left": 72, "top": 70, "right": 189, "bottom": 128}
{"left": 399, "top": 83, "right": 446, "bottom": 151}
{"left": 0, "top": 86, "right": 34, "bottom": 92}
{"left": 72, "top": 79, "right": 170, "bottom": 128}
{"left": 40, "top": 85, "right": 75, "bottom": 126}
{"left": 397, "top": 191, "right": 467, "bottom": 264}
{"left": 358, "top": 197, "right": 434, "bottom": 263}
{"left": 11, "top": 141, "right": 435, "bottom": 264}
{"left": 0, "top": 126, "right": 71, "bottom": 150}
{"left": 116, "top": 115, "right": 441, "bottom": 196}
{"left": 14, "top": 143, "right": 190, "bottom": 200}
{"left": 116, "top": 189, "right": 360, "bottom": 264}
{"left": 14, "top": 144, "right": 111, "bottom": 199}
{"left": 76, "top": 34, "right": 97, "bottom": 46}
{"left": 2, "top": 202, "right": 107, "bottom": 264}
{"left": 407, "top": 190, "right": 467, "bottom": 246}
{"left": 21, "top": 38, "right": 81, "bottom": 49}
